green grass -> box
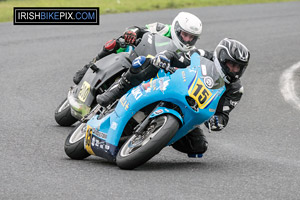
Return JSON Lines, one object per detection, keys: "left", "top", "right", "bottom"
{"left": 0, "top": 0, "right": 298, "bottom": 22}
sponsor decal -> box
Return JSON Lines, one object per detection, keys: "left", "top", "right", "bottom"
{"left": 230, "top": 100, "right": 238, "bottom": 107}
{"left": 95, "top": 138, "right": 100, "bottom": 147}
{"left": 132, "top": 87, "right": 143, "bottom": 100}
{"left": 204, "top": 77, "right": 214, "bottom": 89}
{"left": 223, "top": 106, "right": 230, "bottom": 111}
{"left": 142, "top": 82, "right": 151, "bottom": 93}
{"left": 91, "top": 137, "right": 96, "bottom": 146}
{"left": 154, "top": 109, "right": 163, "bottom": 115}
{"left": 201, "top": 65, "right": 207, "bottom": 76}
{"left": 91, "top": 138, "right": 111, "bottom": 153}
{"left": 152, "top": 80, "right": 157, "bottom": 91}
{"left": 99, "top": 142, "right": 105, "bottom": 149}
{"left": 159, "top": 79, "right": 170, "bottom": 93}
{"left": 182, "top": 71, "right": 186, "bottom": 82}
{"left": 93, "top": 129, "right": 107, "bottom": 139}
{"left": 120, "top": 96, "right": 129, "bottom": 111}
{"left": 110, "top": 122, "right": 118, "bottom": 130}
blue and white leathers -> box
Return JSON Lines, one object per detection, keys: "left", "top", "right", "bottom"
{"left": 84, "top": 52, "right": 226, "bottom": 161}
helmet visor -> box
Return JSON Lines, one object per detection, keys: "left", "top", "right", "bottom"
{"left": 225, "top": 60, "right": 247, "bottom": 79}
{"left": 174, "top": 22, "right": 198, "bottom": 47}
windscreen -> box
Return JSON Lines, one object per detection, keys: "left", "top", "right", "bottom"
{"left": 130, "top": 33, "right": 178, "bottom": 60}
{"left": 153, "top": 34, "right": 177, "bottom": 53}
{"left": 199, "top": 57, "right": 225, "bottom": 89}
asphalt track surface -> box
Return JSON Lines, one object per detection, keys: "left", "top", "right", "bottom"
{"left": 1, "top": 2, "right": 300, "bottom": 200}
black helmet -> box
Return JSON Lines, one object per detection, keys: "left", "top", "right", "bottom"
{"left": 214, "top": 38, "right": 250, "bottom": 83}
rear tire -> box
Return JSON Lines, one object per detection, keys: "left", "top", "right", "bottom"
{"left": 55, "top": 98, "right": 78, "bottom": 126}
{"left": 116, "top": 114, "right": 179, "bottom": 170}
{"left": 64, "top": 123, "right": 90, "bottom": 160}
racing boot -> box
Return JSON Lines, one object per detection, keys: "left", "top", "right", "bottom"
{"left": 96, "top": 71, "right": 134, "bottom": 107}
{"left": 172, "top": 127, "right": 208, "bottom": 157}
{"left": 73, "top": 64, "right": 90, "bottom": 85}
{"left": 73, "top": 50, "right": 111, "bottom": 85}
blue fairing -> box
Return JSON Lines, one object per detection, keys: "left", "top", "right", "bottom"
{"left": 149, "top": 107, "right": 183, "bottom": 125}
{"left": 86, "top": 52, "right": 226, "bottom": 159}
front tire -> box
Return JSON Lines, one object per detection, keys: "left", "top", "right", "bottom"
{"left": 116, "top": 114, "right": 179, "bottom": 170}
{"left": 64, "top": 123, "right": 90, "bottom": 160}
{"left": 55, "top": 98, "right": 78, "bottom": 126}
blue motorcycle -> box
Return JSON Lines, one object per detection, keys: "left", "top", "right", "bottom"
{"left": 64, "top": 39, "right": 226, "bottom": 170}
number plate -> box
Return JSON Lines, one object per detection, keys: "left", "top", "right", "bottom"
{"left": 85, "top": 125, "right": 95, "bottom": 155}
{"left": 78, "top": 81, "right": 90, "bottom": 102}
{"left": 189, "top": 78, "right": 212, "bottom": 109}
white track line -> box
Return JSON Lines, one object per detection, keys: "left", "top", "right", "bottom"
{"left": 280, "top": 61, "right": 300, "bottom": 111}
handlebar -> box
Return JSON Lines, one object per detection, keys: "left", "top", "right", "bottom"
{"left": 118, "top": 37, "right": 141, "bottom": 48}
{"left": 164, "top": 66, "right": 177, "bottom": 74}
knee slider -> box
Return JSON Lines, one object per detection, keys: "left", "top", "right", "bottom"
{"left": 104, "top": 39, "right": 118, "bottom": 52}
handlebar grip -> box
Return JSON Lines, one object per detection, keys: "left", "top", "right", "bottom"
{"left": 118, "top": 37, "right": 141, "bottom": 47}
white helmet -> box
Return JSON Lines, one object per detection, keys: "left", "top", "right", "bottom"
{"left": 171, "top": 12, "right": 202, "bottom": 52}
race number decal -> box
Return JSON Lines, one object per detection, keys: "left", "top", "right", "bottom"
{"left": 189, "top": 78, "right": 212, "bottom": 109}
{"left": 78, "top": 81, "right": 90, "bottom": 102}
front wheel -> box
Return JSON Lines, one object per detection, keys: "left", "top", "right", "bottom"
{"left": 116, "top": 114, "right": 179, "bottom": 170}
{"left": 55, "top": 98, "right": 78, "bottom": 126}
{"left": 64, "top": 123, "right": 90, "bottom": 160}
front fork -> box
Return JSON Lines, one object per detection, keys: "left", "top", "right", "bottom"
{"left": 133, "top": 101, "right": 184, "bottom": 135}
{"left": 133, "top": 102, "right": 164, "bottom": 135}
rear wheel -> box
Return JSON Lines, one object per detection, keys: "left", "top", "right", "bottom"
{"left": 64, "top": 123, "right": 90, "bottom": 160}
{"left": 55, "top": 98, "right": 78, "bottom": 126}
{"left": 116, "top": 114, "right": 179, "bottom": 170}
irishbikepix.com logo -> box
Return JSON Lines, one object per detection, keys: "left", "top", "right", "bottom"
{"left": 14, "top": 7, "right": 99, "bottom": 25}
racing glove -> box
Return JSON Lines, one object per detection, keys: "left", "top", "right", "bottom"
{"left": 205, "top": 115, "right": 224, "bottom": 131}
{"left": 151, "top": 53, "right": 171, "bottom": 71}
{"left": 123, "top": 30, "right": 137, "bottom": 45}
